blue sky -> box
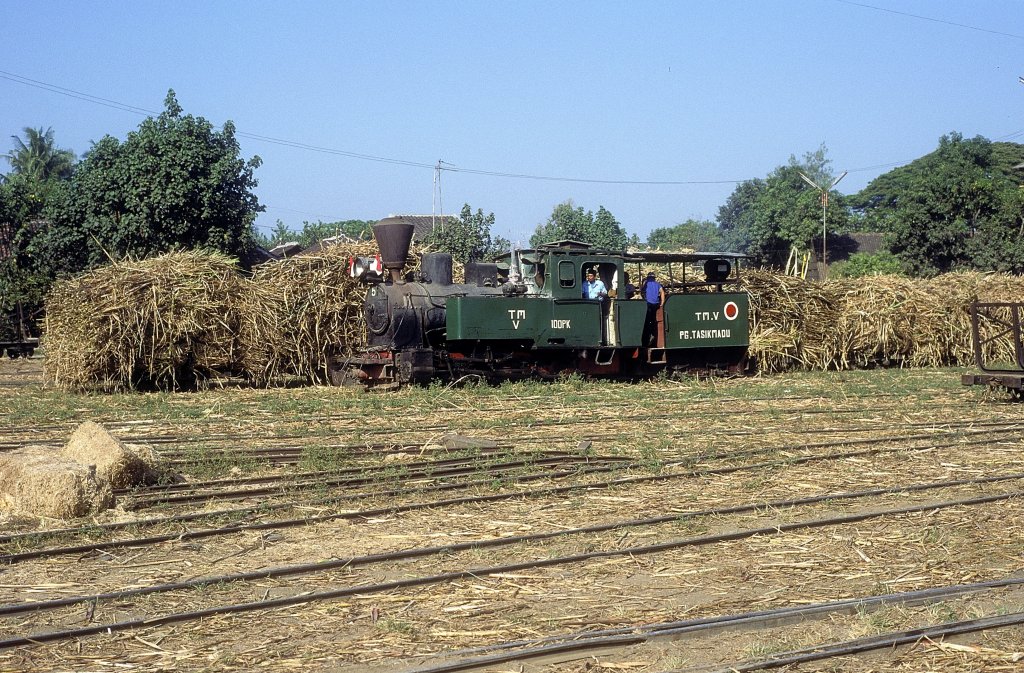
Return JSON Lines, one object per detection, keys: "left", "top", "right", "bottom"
{"left": 2, "top": 1, "right": 1022, "bottom": 244}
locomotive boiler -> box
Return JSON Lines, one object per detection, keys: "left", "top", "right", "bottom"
{"left": 333, "top": 217, "right": 752, "bottom": 387}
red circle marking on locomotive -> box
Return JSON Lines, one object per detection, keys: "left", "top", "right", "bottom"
{"left": 724, "top": 301, "right": 739, "bottom": 320}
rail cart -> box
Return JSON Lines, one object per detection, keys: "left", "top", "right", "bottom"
{"left": 961, "top": 301, "right": 1024, "bottom": 396}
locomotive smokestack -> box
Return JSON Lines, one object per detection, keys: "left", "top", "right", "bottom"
{"left": 373, "top": 217, "right": 415, "bottom": 283}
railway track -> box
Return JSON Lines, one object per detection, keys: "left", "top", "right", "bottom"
{"left": 2, "top": 365, "right": 1019, "bottom": 670}
{"left": 5, "top": 423, "right": 1022, "bottom": 562}
{"left": 123, "top": 421, "right": 1024, "bottom": 505}
{"left": 399, "top": 580, "right": 1024, "bottom": 672}
{"left": 1, "top": 485, "right": 1020, "bottom": 650}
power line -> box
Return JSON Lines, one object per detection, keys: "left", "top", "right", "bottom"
{"left": 834, "top": 0, "right": 1024, "bottom": 41}
{"left": 0, "top": 67, "right": 1011, "bottom": 196}
{"left": 0, "top": 69, "right": 752, "bottom": 185}
{"left": 0, "top": 70, "right": 158, "bottom": 117}
{"left": 441, "top": 164, "right": 742, "bottom": 185}
{"left": 233, "top": 131, "right": 435, "bottom": 169}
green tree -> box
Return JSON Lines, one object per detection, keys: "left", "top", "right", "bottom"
{"left": 529, "top": 201, "right": 629, "bottom": 250}
{"left": 716, "top": 178, "right": 765, "bottom": 253}
{"left": 965, "top": 183, "right": 1024, "bottom": 273}
{"left": 254, "top": 219, "right": 294, "bottom": 248}
{"left": 0, "top": 173, "right": 57, "bottom": 338}
{"left": 1, "top": 126, "right": 77, "bottom": 339}
{"left": 5, "top": 127, "right": 75, "bottom": 183}
{"left": 423, "top": 204, "right": 509, "bottom": 264}
{"left": 647, "top": 218, "right": 722, "bottom": 251}
{"left": 715, "top": 146, "right": 848, "bottom": 267}
{"left": 40, "top": 90, "right": 263, "bottom": 274}
{"left": 336, "top": 219, "right": 374, "bottom": 242}
{"left": 294, "top": 220, "right": 338, "bottom": 248}
{"left": 255, "top": 219, "right": 375, "bottom": 250}
{"left": 851, "top": 133, "right": 1023, "bottom": 276}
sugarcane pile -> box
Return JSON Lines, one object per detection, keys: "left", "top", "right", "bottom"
{"left": 742, "top": 271, "right": 1024, "bottom": 373}
{"left": 44, "top": 250, "right": 244, "bottom": 390}
{"left": 44, "top": 244, "right": 380, "bottom": 391}
{"left": 237, "top": 242, "right": 377, "bottom": 385}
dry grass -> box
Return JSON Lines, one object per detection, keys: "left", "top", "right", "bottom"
{"left": 0, "top": 445, "right": 114, "bottom": 518}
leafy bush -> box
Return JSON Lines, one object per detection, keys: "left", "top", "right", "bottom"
{"left": 832, "top": 251, "right": 903, "bottom": 278}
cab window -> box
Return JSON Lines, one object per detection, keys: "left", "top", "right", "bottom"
{"left": 558, "top": 261, "right": 576, "bottom": 288}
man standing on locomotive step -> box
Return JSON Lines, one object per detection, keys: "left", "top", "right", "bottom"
{"left": 584, "top": 268, "right": 610, "bottom": 345}
{"left": 641, "top": 271, "right": 663, "bottom": 347}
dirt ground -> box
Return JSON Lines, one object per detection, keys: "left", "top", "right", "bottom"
{"left": 1, "top": 356, "right": 1023, "bottom": 672}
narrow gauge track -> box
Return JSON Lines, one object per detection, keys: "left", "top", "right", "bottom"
{"left": 1, "top": 485, "right": 1020, "bottom": 650}
{"left": 703, "top": 611, "right": 1024, "bottom": 672}
{"left": 117, "top": 420, "right": 1024, "bottom": 502}
{"left": 0, "top": 459, "right": 633, "bottom": 561}
{"left": 122, "top": 423, "right": 1024, "bottom": 511}
{"left": 0, "top": 395, "right": 987, "bottom": 454}
{"left": 139, "top": 418, "right": 1024, "bottom": 468}
{"left": 4, "top": 426, "right": 1023, "bottom": 561}
{"left": 401, "top": 579, "right": 1024, "bottom": 672}
{"left": 156, "top": 441, "right": 522, "bottom": 469}
{"left": 120, "top": 451, "right": 622, "bottom": 509}
{"left": 113, "top": 447, "right": 580, "bottom": 495}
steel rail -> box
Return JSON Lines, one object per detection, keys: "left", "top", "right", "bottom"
{"left": 121, "top": 454, "right": 624, "bottom": 510}
{"left": 115, "top": 449, "right": 589, "bottom": 497}
{"left": 106, "top": 424, "right": 1024, "bottom": 511}
{"left": 401, "top": 577, "right": 1024, "bottom": 673}
{"left": 1, "top": 488, "right": 1019, "bottom": 649}
{"left": 3, "top": 431, "right": 1020, "bottom": 559}
{"left": 154, "top": 417, "right": 1024, "bottom": 461}
{"left": 116, "top": 447, "right": 571, "bottom": 493}
{"left": 154, "top": 440, "right": 521, "bottom": 464}
{"left": 5, "top": 418, "right": 1019, "bottom": 548}
{"left": 6, "top": 472, "right": 1022, "bottom": 617}
{"left": 2, "top": 410, "right": 1018, "bottom": 470}
{"left": 710, "top": 610, "right": 1024, "bottom": 672}
{"left": 155, "top": 442, "right": 492, "bottom": 465}
{"left": 0, "top": 460, "right": 631, "bottom": 562}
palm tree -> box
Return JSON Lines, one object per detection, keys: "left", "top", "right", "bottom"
{"left": 5, "top": 127, "right": 75, "bottom": 182}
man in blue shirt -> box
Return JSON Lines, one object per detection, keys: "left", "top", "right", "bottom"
{"left": 583, "top": 269, "right": 607, "bottom": 300}
{"left": 641, "top": 271, "right": 663, "bottom": 347}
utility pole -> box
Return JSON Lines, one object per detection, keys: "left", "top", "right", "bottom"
{"left": 433, "top": 160, "right": 455, "bottom": 233}
{"left": 798, "top": 170, "right": 847, "bottom": 280}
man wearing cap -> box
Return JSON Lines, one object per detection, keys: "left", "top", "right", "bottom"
{"left": 583, "top": 269, "right": 607, "bottom": 301}
{"left": 641, "top": 271, "right": 663, "bottom": 347}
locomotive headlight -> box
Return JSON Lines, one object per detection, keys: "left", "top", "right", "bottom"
{"left": 349, "top": 256, "right": 383, "bottom": 283}
{"left": 349, "top": 256, "right": 368, "bottom": 280}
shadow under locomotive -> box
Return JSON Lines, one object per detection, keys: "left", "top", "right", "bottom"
{"left": 333, "top": 218, "right": 753, "bottom": 387}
